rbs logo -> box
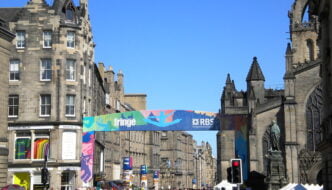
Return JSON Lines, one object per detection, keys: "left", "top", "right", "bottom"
{"left": 192, "top": 118, "right": 214, "bottom": 126}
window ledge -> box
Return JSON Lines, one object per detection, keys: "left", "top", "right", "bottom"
{"left": 65, "top": 115, "right": 76, "bottom": 118}
{"left": 39, "top": 115, "right": 51, "bottom": 118}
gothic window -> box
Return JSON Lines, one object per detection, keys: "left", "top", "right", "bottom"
{"left": 306, "top": 39, "right": 315, "bottom": 61}
{"left": 65, "top": 3, "right": 75, "bottom": 22}
{"left": 302, "top": 4, "right": 310, "bottom": 23}
{"left": 306, "top": 84, "right": 323, "bottom": 151}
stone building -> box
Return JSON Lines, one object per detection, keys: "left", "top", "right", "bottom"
{"left": 160, "top": 131, "right": 195, "bottom": 189}
{"left": 217, "top": 0, "right": 323, "bottom": 188}
{"left": 98, "top": 63, "right": 159, "bottom": 189}
{"left": 0, "top": 0, "right": 104, "bottom": 188}
{"left": 0, "top": 18, "right": 15, "bottom": 187}
{"left": 194, "top": 142, "right": 216, "bottom": 189}
{"left": 310, "top": 0, "right": 332, "bottom": 188}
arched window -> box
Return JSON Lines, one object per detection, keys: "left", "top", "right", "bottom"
{"left": 306, "top": 84, "right": 323, "bottom": 151}
{"left": 302, "top": 4, "right": 310, "bottom": 23}
{"left": 65, "top": 3, "right": 75, "bottom": 22}
{"left": 306, "top": 39, "right": 315, "bottom": 61}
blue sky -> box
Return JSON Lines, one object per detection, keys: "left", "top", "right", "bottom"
{"left": 0, "top": 0, "right": 294, "bottom": 156}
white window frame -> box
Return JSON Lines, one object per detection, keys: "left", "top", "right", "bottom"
{"left": 14, "top": 132, "right": 31, "bottom": 160}
{"left": 67, "top": 31, "right": 75, "bottom": 48}
{"left": 33, "top": 133, "right": 50, "bottom": 160}
{"left": 66, "top": 59, "right": 76, "bottom": 81}
{"left": 62, "top": 131, "right": 77, "bottom": 160}
{"left": 43, "top": 30, "right": 52, "bottom": 48}
{"left": 8, "top": 95, "right": 19, "bottom": 118}
{"left": 65, "top": 95, "right": 75, "bottom": 117}
{"left": 40, "top": 95, "right": 51, "bottom": 117}
{"left": 16, "top": 31, "right": 25, "bottom": 49}
{"left": 40, "top": 59, "right": 52, "bottom": 81}
{"left": 61, "top": 171, "right": 76, "bottom": 190}
{"left": 14, "top": 131, "right": 50, "bottom": 161}
{"left": 9, "top": 60, "right": 20, "bottom": 81}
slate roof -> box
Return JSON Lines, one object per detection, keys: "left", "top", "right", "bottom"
{"left": 246, "top": 57, "right": 265, "bottom": 81}
{"left": 0, "top": 8, "right": 24, "bottom": 22}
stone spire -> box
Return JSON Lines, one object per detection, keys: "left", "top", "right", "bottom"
{"left": 226, "top": 73, "right": 231, "bottom": 84}
{"left": 246, "top": 57, "right": 265, "bottom": 81}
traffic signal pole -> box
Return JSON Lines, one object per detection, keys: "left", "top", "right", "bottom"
{"left": 230, "top": 158, "right": 243, "bottom": 189}
{"left": 42, "top": 155, "right": 49, "bottom": 190}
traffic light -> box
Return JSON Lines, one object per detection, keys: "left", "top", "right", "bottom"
{"left": 231, "top": 159, "right": 242, "bottom": 184}
{"left": 41, "top": 167, "right": 48, "bottom": 185}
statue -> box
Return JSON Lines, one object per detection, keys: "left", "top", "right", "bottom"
{"left": 270, "top": 120, "right": 280, "bottom": 151}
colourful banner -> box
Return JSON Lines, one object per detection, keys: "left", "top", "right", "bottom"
{"left": 221, "top": 114, "right": 249, "bottom": 180}
{"left": 81, "top": 131, "right": 95, "bottom": 183}
{"left": 83, "top": 110, "right": 220, "bottom": 132}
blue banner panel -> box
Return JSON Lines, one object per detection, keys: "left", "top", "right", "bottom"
{"left": 83, "top": 110, "right": 220, "bottom": 132}
{"left": 123, "top": 157, "right": 133, "bottom": 170}
{"left": 140, "top": 165, "right": 147, "bottom": 174}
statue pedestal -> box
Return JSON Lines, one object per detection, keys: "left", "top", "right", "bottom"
{"left": 265, "top": 151, "right": 288, "bottom": 190}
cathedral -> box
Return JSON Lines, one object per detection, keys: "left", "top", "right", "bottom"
{"left": 217, "top": 0, "right": 324, "bottom": 189}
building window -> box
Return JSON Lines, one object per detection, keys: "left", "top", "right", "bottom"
{"left": 83, "top": 97, "right": 86, "bottom": 115}
{"left": 40, "top": 95, "right": 51, "bottom": 117}
{"left": 67, "top": 31, "right": 75, "bottom": 48}
{"left": 9, "top": 60, "right": 20, "bottom": 81}
{"left": 43, "top": 31, "right": 52, "bottom": 48}
{"left": 16, "top": 31, "right": 25, "bottom": 48}
{"left": 65, "top": 3, "right": 75, "bottom": 22}
{"left": 306, "top": 39, "right": 315, "bottom": 61}
{"left": 66, "top": 59, "right": 76, "bottom": 81}
{"left": 15, "top": 131, "right": 50, "bottom": 160}
{"left": 62, "top": 131, "right": 77, "bottom": 160}
{"left": 66, "top": 95, "right": 75, "bottom": 116}
{"left": 88, "top": 68, "right": 91, "bottom": 87}
{"left": 40, "top": 59, "right": 52, "bottom": 81}
{"left": 61, "top": 171, "right": 75, "bottom": 190}
{"left": 8, "top": 95, "right": 19, "bottom": 118}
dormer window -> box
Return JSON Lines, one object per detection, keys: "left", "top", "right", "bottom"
{"left": 65, "top": 3, "right": 75, "bottom": 22}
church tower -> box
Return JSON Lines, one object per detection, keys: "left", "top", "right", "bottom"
{"left": 246, "top": 57, "right": 265, "bottom": 105}
{"left": 283, "top": 0, "right": 322, "bottom": 184}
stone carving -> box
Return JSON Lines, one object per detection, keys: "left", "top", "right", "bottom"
{"left": 270, "top": 120, "right": 280, "bottom": 151}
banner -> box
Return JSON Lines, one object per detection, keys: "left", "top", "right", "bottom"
{"left": 83, "top": 110, "right": 220, "bottom": 132}
{"left": 221, "top": 114, "right": 249, "bottom": 180}
{"left": 123, "top": 157, "right": 133, "bottom": 170}
{"left": 140, "top": 165, "right": 147, "bottom": 174}
{"left": 81, "top": 131, "right": 95, "bottom": 183}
